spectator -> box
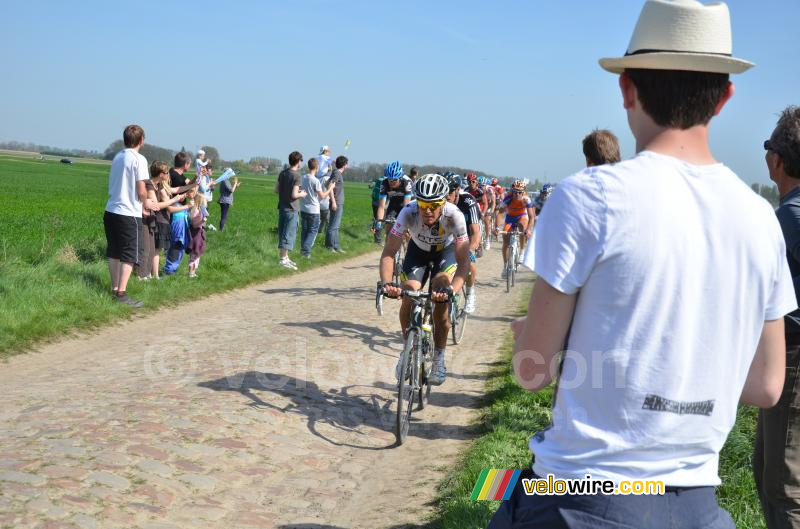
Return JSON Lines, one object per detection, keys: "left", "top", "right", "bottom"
{"left": 218, "top": 176, "right": 241, "bottom": 231}
{"left": 316, "top": 145, "right": 333, "bottom": 181}
{"left": 491, "top": 1, "right": 796, "bottom": 527}
{"left": 146, "top": 161, "right": 186, "bottom": 279}
{"left": 325, "top": 155, "right": 348, "bottom": 253}
{"left": 300, "top": 158, "right": 335, "bottom": 258}
{"left": 582, "top": 129, "right": 621, "bottom": 166}
{"left": 170, "top": 151, "right": 192, "bottom": 188}
{"left": 317, "top": 146, "right": 334, "bottom": 236}
{"left": 195, "top": 149, "right": 208, "bottom": 179}
{"left": 409, "top": 166, "right": 419, "bottom": 183}
{"left": 103, "top": 124, "right": 156, "bottom": 307}
{"left": 187, "top": 193, "right": 208, "bottom": 278}
{"left": 197, "top": 164, "right": 216, "bottom": 231}
{"left": 754, "top": 105, "right": 800, "bottom": 529}
{"left": 163, "top": 188, "right": 194, "bottom": 276}
{"left": 275, "top": 151, "right": 307, "bottom": 270}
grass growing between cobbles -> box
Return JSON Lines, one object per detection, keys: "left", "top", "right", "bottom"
{"left": 430, "top": 286, "right": 766, "bottom": 529}
{"left": 1, "top": 155, "right": 379, "bottom": 357}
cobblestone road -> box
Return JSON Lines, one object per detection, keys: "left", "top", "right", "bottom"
{"left": 0, "top": 247, "right": 532, "bottom": 528}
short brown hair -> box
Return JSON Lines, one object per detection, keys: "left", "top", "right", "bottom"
{"left": 149, "top": 160, "right": 169, "bottom": 179}
{"left": 308, "top": 158, "right": 318, "bottom": 171}
{"left": 289, "top": 151, "right": 303, "bottom": 167}
{"left": 583, "top": 129, "right": 621, "bottom": 166}
{"left": 123, "top": 125, "right": 144, "bottom": 148}
{"left": 335, "top": 155, "right": 348, "bottom": 169}
{"left": 626, "top": 69, "right": 729, "bottom": 129}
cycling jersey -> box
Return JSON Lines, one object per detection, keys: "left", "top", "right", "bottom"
{"left": 380, "top": 176, "right": 413, "bottom": 215}
{"left": 370, "top": 177, "right": 383, "bottom": 204}
{"left": 484, "top": 186, "right": 496, "bottom": 211}
{"left": 503, "top": 194, "right": 532, "bottom": 217}
{"left": 456, "top": 192, "right": 482, "bottom": 228}
{"left": 493, "top": 184, "right": 505, "bottom": 201}
{"left": 467, "top": 186, "right": 485, "bottom": 213}
{"left": 390, "top": 201, "right": 468, "bottom": 252}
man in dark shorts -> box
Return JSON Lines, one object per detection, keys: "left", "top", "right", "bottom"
{"left": 104, "top": 124, "right": 157, "bottom": 307}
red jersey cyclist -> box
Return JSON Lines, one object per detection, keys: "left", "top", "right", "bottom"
{"left": 497, "top": 180, "right": 535, "bottom": 278}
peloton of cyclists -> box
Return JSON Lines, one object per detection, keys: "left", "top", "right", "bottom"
{"left": 445, "top": 173, "right": 482, "bottom": 314}
{"left": 380, "top": 174, "right": 471, "bottom": 386}
{"left": 497, "top": 180, "right": 535, "bottom": 278}
{"left": 373, "top": 161, "right": 413, "bottom": 241}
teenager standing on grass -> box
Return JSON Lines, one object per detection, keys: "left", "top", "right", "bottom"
{"left": 275, "top": 151, "right": 307, "bottom": 270}
{"left": 325, "top": 155, "right": 348, "bottom": 253}
{"left": 300, "top": 157, "right": 334, "bottom": 258}
{"left": 492, "top": 1, "right": 796, "bottom": 527}
{"left": 146, "top": 161, "right": 185, "bottom": 279}
{"left": 217, "top": 176, "right": 240, "bottom": 231}
{"left": 103, "top": 124, "right": 158, "bottom": 307}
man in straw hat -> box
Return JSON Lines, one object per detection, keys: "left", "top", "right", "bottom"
{"left": 491, "top": 1, "right": 796, "bottom": 527}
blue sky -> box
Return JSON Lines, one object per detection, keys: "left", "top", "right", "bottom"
{"left": 2, "top": 0, "right": 798, "bottom": 184}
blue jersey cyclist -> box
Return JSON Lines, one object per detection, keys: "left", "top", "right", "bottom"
{"left": 374, "top": 160, "right": 413, "bottom": 240}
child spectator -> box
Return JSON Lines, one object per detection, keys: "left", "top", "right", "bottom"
{"left": 187, "top": 193, "right": 208, "bottom": 278}
{"left": 163, "top": 188, "right": 194, "bottom": 275}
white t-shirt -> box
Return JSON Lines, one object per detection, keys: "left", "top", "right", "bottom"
{"left": 195, "top": 157, "right": 208, "bottom": 179}
{"left": 105, "top": 149, "right": 148, "bottom": 217}
{"left": 316, "top": 154, "right": 333, "bottom": 181}
{"left": 301, "top": 173, "right": 323, "bottom": 214}
{"left": 530, "top": 151, "right": 796, "bottom": 487}
{"left": 391, "top": 201, "right": 468, "bottom": 252}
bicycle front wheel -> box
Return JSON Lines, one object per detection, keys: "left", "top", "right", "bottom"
{"left": 396, "top": 328, "right": 417, "bottom": 445}
{"left": 452, "top": 286, "right": 468, "bottom": 344}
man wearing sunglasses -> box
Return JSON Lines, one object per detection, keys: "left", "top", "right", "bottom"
{"left": 380, "top": 174, "right": 471, "bottom": 386}
{"left": 754, "top": 106, "right": 800, "bottom": 529}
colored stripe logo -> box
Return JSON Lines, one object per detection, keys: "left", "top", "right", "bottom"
{"left": 470, "top": 469, "right": 522, "bottom": 500}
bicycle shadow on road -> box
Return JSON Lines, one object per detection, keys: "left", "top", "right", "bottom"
{"left": 280, "top": 320, "right": 400, "bottom": 357}
{"left": 258, "top": 287, "right": 373, "bottom": 299}
{"left": 198, "top": 372, "right": 476, "bottom": 450}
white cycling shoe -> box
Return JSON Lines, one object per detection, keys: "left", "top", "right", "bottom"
{"left": 464, "top": 290, "right": 476, "bottom": 314}
{"left": 429, "top": 353, "right": 446, "bottom": 386}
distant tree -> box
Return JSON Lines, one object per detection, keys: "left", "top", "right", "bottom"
{"left": 103, "top": 139, "right": 174, "bottom": 164}
{"left": 103, "top": 140, "right": 125, "bottom": 160}
{"left": 201, "top": 146, "right": 220, "bottom": 166}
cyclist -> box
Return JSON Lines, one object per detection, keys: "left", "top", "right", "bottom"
{"left": 534, "top": 183, "right": 554, "bottom": 215}
{"left": 491, "top": 177, "right": 505, "bottom": 202}
{"left": 369, "top": 174, "right": 384, "bottom": 243}
{"left": 380, "top": 174, "right": 471, "bottom": 385}
{"left": 446, "top": 174, "right": 481, "bottom": 313}
{"left": 498, "top": 180, "right": 535, "bottom": 278}
{"left": 481, "top": 177, "right": 496, "bottom": 250}
{"left": 465, "top": 173, "right": 487, "bottom": 215}
{"left": 374, "top": 161, "right": 413, "bottom": 241}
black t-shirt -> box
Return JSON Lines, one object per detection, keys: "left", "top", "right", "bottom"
{"left": 170, "top": 168, "right": 189, "bottom": 189}
{"left": 380, "top": 176, "right": 413, "bottom": 210}
{"left": 277, "top": 168, "right": 302, "bottom": 211}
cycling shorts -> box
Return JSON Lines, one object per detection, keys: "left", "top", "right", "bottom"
{"left": 401, "top": 240, "right": 457, "bottom": 286}
{"left": 385, "top": 201, "right": 405, "bottom": 220}
{"left": 504, "top": 214, "right": 527, "bottom": 232}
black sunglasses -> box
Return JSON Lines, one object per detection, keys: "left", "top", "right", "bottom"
{"left": 764, "top": 140, "right": 780, "bottom": 155}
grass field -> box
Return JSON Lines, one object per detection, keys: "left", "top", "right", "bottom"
{"left": 431, "top": 295, "right": 766, "bottom": 529}
{"left": 0, "top": 154, "right": 379, "bottom": 357}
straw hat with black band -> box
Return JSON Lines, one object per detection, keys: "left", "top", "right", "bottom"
{"left": 599, "top": 0, "right": 754, "bottom": 75}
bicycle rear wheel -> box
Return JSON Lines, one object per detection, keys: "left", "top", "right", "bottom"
{"left": 396, "top": 329, "right": 417, "bottom": 445}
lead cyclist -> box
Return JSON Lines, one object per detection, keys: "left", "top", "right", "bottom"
{"left": 380, "top": 174, "right": 471, "bottom": 386}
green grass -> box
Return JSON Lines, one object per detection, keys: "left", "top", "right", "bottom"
{"left": 431, "top": 291, "right": 766, "bottom": 529}
{"left": 0, "top": 155, "right": 379, "bottom": 357}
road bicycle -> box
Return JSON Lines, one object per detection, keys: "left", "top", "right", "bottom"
{"left": 504, "top": 224, "right": 523, "bottom": 293}
{"left": 383, "top": 217, "right": 407, "bottom": 285}
{"left": 376, "top": 265, "right": 450, "bottom": 445}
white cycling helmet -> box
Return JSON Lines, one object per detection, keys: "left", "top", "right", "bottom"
{"left": 414, "top": 174, "right": 449, "bottom": 202}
